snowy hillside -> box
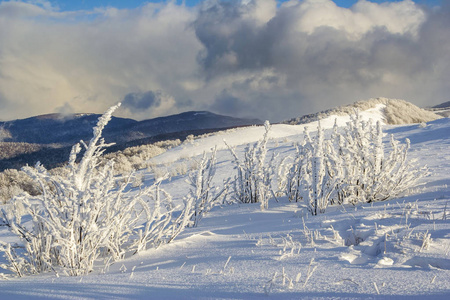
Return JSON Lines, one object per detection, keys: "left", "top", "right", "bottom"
{"left": 283, "top": 98, "right": 442, "bottom": 126}
{"left": 0, "top": 106, "right": 449, "bottom": 299}
{"left": 151, "top": 104, "right": 386, "bottom": 165}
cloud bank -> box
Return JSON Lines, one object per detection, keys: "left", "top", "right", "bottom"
{"left": 0, "top": 0, "right": 448, "bottom": 122}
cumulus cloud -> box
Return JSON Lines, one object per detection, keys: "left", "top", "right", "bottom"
{"left": 195, "top": 0, "right": 449, "bottom": 119}
{"left": 0, "top": 0, "right": 449, "bottom": 122}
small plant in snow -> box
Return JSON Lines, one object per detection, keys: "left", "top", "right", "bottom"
{"left": 263, "top": 267, "right": 295, "bottom": 295}
{"left": 277, "top": 234, "right": 302, "bottom": 260}
{"left": 226, "top": 121, "right": 274, "bottom": 210}
{"left": 418, "top": 231, "right": 432, "bottom": 252}
{"left": 301, "top": 123, "right": 340, "bottom": 215}
{"left": 278, "top": 144, "right": 307, "bottom": 202}
{"left": 185, "top": 147, "right": 228, "bottom": 227}
{"left": 303, "top": 258, "right": 318, "bottom": 288}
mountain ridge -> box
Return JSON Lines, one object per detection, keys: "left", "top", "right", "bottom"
{"left": 0, "top": 111, "right": 262, "bottom": 145}
{"left": 0, "top": 111, "right": 262, "bottom": 171}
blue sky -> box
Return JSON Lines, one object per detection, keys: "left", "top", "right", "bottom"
{"left": 51, "top": 0, "right": 443, "bottom": 11}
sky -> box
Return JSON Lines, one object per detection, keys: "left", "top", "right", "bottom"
{"left": 34, "top": 0, "right": 444, "bottom": 10}
{"left": 0, "top": 0, "right": 448, "bottom": 122}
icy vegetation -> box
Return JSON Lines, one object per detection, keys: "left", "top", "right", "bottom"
{"left": 0, "top": 102, "right": 448, "bottom": 298}
{"left": 0, "top": 105, "right": 195, "bottom": 276}
{"left": 278, "top": 113, "right": 425, "bottom": 215}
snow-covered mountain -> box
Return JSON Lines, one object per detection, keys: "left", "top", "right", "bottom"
{"left": 0, "top": 100, "right": 448, "bottom": 299}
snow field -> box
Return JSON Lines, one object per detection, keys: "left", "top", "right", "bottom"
{"left": 0, "top": 108, "right": 449, "bottom": 299}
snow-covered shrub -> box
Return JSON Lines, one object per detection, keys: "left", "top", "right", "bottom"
{"left": 278, "top": 123, "right": 340, "bottom": 214}
{"left": 281, "top": 113, "right": 425, "bottom": 214}
{"left": 0, "top": 104, "right": 190, "bottom": 277}
{"left": 0, "top": 184, "right": 22, "bottom": 204}
{"left": 131, "top": 175, "right": 179, "bottom": 253}
{"left": 275, "top": 155, "right": 292, "bottom": 198}
{"left": 0, "top": 169, "right": 40, "bottom": 204}
{"left": 184, "top": 134, "right": 195, "bottom": 145}
{"left": 300, "top": 124, "right": 341, "bottom": 215}
{"left": 335, "top": 113, "right": 426, "bottom": 204}
{"left": 278, "top": 144, "right": 307, "bottom": 202}
{"left": 185, "top": 148, "right": 228, "bottom": 227}
{"left": 383, "top": 99, "right": 441, "bottom": 124}
{"left": 0, "top": 104, "right": 128, "bottom": 276}
{"left": 154, "top": 139, "right": 182, "bottom": 149}
{"left": 151, "top": 165, "right": 169, "bottom": 179}
{"left": 102, "top": 143, "right": 168, "bottom": 175}
{"left": 226, "top": 121, "right": 274, "bottom": 210}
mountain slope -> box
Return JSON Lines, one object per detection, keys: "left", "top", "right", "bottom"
{"left": 283, "top": 98, "right": 442, "bottom": 125}
{"left": 151, "top": 103, "right": 387, "bottom": 165}
{"left": 0, "top": 111, "right": 262, "bottom": 170}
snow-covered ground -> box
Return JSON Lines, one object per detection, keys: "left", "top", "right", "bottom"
{"left": 0, "top": 108, "right": 449, "bottom": 299}
{"left": 151, "top": 104, "right": 386, "bottom": 165}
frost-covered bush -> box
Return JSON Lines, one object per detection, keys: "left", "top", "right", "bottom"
{"left": 334, "top": 113, "right": 426, "bottom": 204}
{"left": 299, "top": 124, "right": 340, "bottom": 215}
{"left": 279, "top": 123, "right": 341, "bottom": 214}
{"left": 280, "top": 113, "right": 425, "bottom": 215}
{"left": 102, "top": 143, "right": 168, "bottom": 174}
{"left": 0, "top": 169, "right": 40, "bottom": 204}
{"left": 226, "top": 121, "right": 274, "bottom": 210}
{"left": 0, "top": 104, "right": 189, "bottom": 277}
{"left": 185, "top": 148, "right": 227, "bottom": 227}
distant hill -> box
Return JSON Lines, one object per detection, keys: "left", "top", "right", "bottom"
{"left": 431, "top": 101, "right": 450, "bottom": 109}
{"left": 0, "top": 113, "right": 137, "bottom": 145}
{"left": 425, "top": 101, "right": 450, "bottom": 118}
{"left": 283, "top": 98, "right": 442, "bottom": 125}
{"left": 0, "top": 111, "right": 262, "bottom": 145}
{"left": 125, "top": 111, "right": 262, "bottom": 140}
{"left": 0, "top": 111, "right": 262, "bottom": 171}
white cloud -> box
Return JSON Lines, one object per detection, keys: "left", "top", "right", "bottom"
{"left": 0, "top": 0, "right": 448, "bottom": 122}
{"left": 289, "top": 0, "right": 425, "bottom": 38}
